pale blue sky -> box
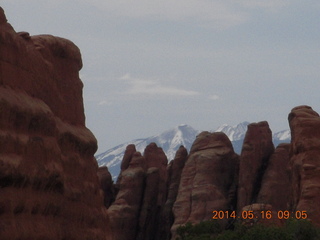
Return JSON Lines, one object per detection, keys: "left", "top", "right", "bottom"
{"left": 2, "top": 1, "right": 320, "bottom": 153}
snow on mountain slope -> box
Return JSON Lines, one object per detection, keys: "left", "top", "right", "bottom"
{"left": 95, "top": 124, "right": 199, "bottom": 179}
{"left": 214, "top": 121, "right": 250, "bottom": 141}
{"left": 96, "top": 122, "right": 291, "bottom": 180}
{"left": 273, "top": 129, "right": 291, "bottom": 141}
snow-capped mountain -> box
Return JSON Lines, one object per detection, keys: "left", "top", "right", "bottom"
{"left": 214, "top": 121, "right": 250, "bottom": 141}
{"left": 273, "top": 129, "right": 291, "bottom": 141}
{"left": 95, "top": 124, "right": 199, "bottom": 179}
{"left": 272, "top": 129, "right": 291, "bottom": 147}
{"left": 96, "top": 122, "right": 291, "bottom": 180}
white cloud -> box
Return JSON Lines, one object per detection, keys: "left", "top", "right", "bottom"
{"left": 208, "top": 95, "right": 220, "bottom": 100}
{"left": 98, "top": 100, "right": 112, "bottom": 106}
{"left": 120, "top": 74, "right": 199, "bottom": 97}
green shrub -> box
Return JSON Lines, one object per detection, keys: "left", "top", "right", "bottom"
{"left": 285, "top": 219, "right": 320, "bottom": 240}
{"left": 175, "top": 219, "right": 320, "bottom": 240}
{"left": 176, "top": 220, "right": 223, "bottom": 240}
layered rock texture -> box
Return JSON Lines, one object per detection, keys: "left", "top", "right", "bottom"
{"left": 0, "top": 8, "right": 112, "bottom": 240}
{"left": 2, "top": 7, "right": 320, "bottom": 240}
{"left": 157, "top": 146, "right": 188, "bottom": 240}
{"left": 171, "top": 132, "right": 239, "bottom": 239}
{"left": 237, "top": 121, "right": 275, "bottom": 210}
{"left": 104, "top": 109, "right": 320, "bottom": 239}
{"left": 257, "top": 143, "right": 291, "bottom": 210}
{"left": 288, "top": 106, "right": 320, "bottom": 226}
{"left": 106, "top": 143, "right": 168, "bottom": 240}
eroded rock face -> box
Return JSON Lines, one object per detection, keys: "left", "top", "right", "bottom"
{"left": 136, "top": 167, "right": 160, "bottom": 240}
{"left": 121, "top": 144, "right": 136, "bottom": 171}
{"left": 108, "top": 150, "right": 147, "bottom": 240}
{"left": 288, "top": 105, "right": 320, "bottom": 226}
{"left": 241, "top": 204, "right": 283, "bottom": 227}
{"left": 108, "top": 167, "right": 146, "bottom": 240}
{"left": 157, "top": 146, "right": 188, "bottom": 240}
{"left": 144, "top": 142, "right": 168, "bottom": 206}
{"left": 98, "top": 166, "right": 115, "bottom": 208}
{"left": 257, "top": 143, "right": 291, "bottom": 211}
{"left": 0, "top": 8, "right": 112, "bottom": 240}
{"left": 237, "top": 121, "right": 274, "bottom": 211}
{"left": 171, "top": 132, "right": 239, "bottom": 239}
{"left": 108, "top": 143, "right": 168, "bottom": 240}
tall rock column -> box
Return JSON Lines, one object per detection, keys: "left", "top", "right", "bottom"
{"left": 0, "top": 7, "right": 112, "bottom": 240}
{"left": 288, "top": 105, "right": 320, "bottom": 226}
{"left": 171, "top": 132, "right": 239, "bottom": 240}
{"left": 108, "top": 142, "right": 168, "bottom": 240}
{"left": 108, "top": 152, "right": 147, "bottom": 240}
{"left": 137, "top": 143, "right": 168, "bottom": 240}
{"left": 257, "top": 143, "right": 291, "bottom": 211}
{"left": 157, "top": 146, "right": 188, "bottom": 240}
{"left": 237, "top": 121, "right": 274, "bottom": 211}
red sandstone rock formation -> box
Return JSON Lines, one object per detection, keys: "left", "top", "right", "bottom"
{"left": 288, "top": 105, "right": 320, "bottom": 226}
{"left": 241, "top": 203, "right": 283, "bottom": 227}
{"left": 144, "top": 142, "right": 168, "bottom": 206}
{"left": 98, "top": 166, "right": 115, "bottom": 208}
{"left": 108, "top": 151, "right": 146, "bottom": 240}
{"left": 237, "top": 121, "right": 274, "bottom": 211}
{"left": 257, "top": 143, "right": 291, "bottom": 210}
{"left": 171, "top": 132, "right": 239, "bottom": 239}
{"left": 157, "top": 146, "right": 188, "bottom": 240}
{"left": 121, "top": 144, "right": 136, "bottom": 171}
{"left": 115, "top": 144, "right": 137, "bottom": 193}
{"left": 0, "top": 7, "right": 112, "bottom": 240}
{"left": 136, "top": 167, "right": 160, "bottom": 240}
{"left": 108, "top": 143, "right": 168, "bottom": 240}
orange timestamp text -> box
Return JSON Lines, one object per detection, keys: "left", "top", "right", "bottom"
{"left": 212, "top": 210, "right": 308, "bottom": 220}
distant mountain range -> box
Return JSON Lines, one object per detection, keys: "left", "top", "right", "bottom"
{"left": 96, "top": 122, "right": 291, "bottom": 179}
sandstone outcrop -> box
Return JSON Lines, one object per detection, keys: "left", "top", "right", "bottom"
{"left": 157, "top": 146, "right": 188, "bottom": 240}
{"left": 136, "top": 167, "right": 160, "bottom": 240}
{"left": 98, "top": 166, "right": 115, "bottom": 208}
{"left": 120, "top": 144, "right": 136, "bottom": 171}
{"left": 171, "top": 132, "right": 239, "bottom": 239}
{"left": 108, "top": 151, "right": 146, "bottom": 240}
{"left": 108, "top": 142, "right": 167, "bottom": 240}
{"left": 144, "top": 142, "right": 168, "bottom": 206}
{"left": 257, "top": 143, "right": 291, "bottom": 210}
{"left": 0, "top": 7, "right": 112, "bottom": 240}
{"left": 237, "top": 121, "right": 274, "bottom": 211}
{"left": 241, "top": 203, "right": 283, "bottom": 227}
{"left": 115, "top": 144, "right": 137, "bottom": 192}
{"left": 288, "top": 105, "right": 320, "bottom": 226}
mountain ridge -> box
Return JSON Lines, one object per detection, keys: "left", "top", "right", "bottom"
{"left": 96, "top": 122, "right": 291, "bottom": 179}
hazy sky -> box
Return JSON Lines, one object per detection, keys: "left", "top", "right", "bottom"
{"left": 2, "top": 1, "right": 320, "bottom": 153}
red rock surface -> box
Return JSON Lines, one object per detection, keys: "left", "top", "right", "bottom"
{"left": 0, "top": 7, "right": 112, "bottom": 240}
{"left": 115, "top": 144, "right": 137, "bottom": 192}
{"left": 98, "top": 166, "right": 115, "bottom": 208}
{"left": 157, "top": 146, "right": 188, "bottom": 240}
{"left": 121, "top": 144, "right": 136, "bottom": 171}
{"left": 171, "top": 132, "right": 239, "bottom": 239}
{"left": 108, "top": 143, "right": 168, "bottom": 240}
{"left": 241, "top": 203, "right": 283, "bottom": 227}
{"left": 237, "top": 121, "right": 274, "bottom": 211}
{"left": 257, "top": 143, "right": 291, "bottom": 211}
{"left": 144, "top": 142, "right": 168, "bottom": 206}
{"left": 107, "top": 150, "right": 147, "bottom": 240}
{"left": 108, "top": 167, "right": 146, "bottom": 240}
{"left": 288, "top": 105, "right": 320, "bottom": 226}
{"left": 136, "top": 167, "right": 160, "bottom": 240}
